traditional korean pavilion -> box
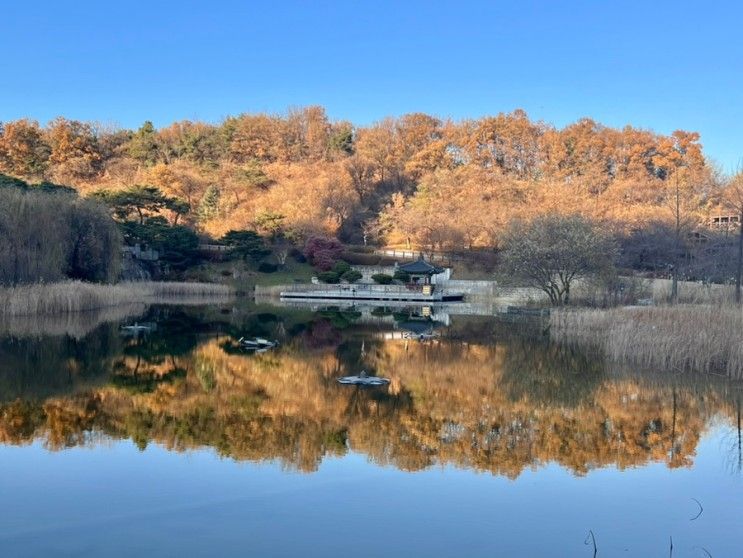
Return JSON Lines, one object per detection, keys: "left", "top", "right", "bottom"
{"left": 397, "top": 255, "right": 445, "bottom": 285}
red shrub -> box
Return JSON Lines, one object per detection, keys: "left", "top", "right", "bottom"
{"left": 303, "top": 236, "right": 344, "bottom": 271}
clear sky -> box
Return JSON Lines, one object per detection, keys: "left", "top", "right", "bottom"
{"left": 2, "top": 0, "right": 741, "bottom": 171}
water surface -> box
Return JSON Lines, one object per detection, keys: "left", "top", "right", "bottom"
{"left": 1, "top": 304, "right": 741, "bottom": 557}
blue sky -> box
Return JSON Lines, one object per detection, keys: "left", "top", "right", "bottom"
{"left": 2, "top": 0, "right": 741, "bottom": 171}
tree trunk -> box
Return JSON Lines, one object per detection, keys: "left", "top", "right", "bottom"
{"left": 543, "top": 286, "right": 558, "bottom": 306}
{"left": 671, "top": 175, "right": 680, "bottom": 304}
{"left": 737, "top": 213, "right": 743, "bottom": 304}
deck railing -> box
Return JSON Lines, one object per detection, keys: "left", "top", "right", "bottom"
{"left": 280, "top": 283, "right": 432, "bottom": 294}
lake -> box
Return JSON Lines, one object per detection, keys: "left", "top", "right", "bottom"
{"left": 0, "top": 302, "right": 741, "bottom": 557}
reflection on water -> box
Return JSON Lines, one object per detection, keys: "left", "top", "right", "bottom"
{"left": 1, "top": 303, "right": 742, "bottom": 556}
{"left": 2, "top": 304, "right": 741, "bottom": 473}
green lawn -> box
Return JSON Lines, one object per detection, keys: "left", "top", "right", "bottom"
{"left": 186, "top": 259, "right": 316, "bottom": 289}
{"left": 247, "top": 262, "right": 316, "bottom": 286}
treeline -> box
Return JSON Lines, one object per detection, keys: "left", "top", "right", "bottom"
{"left": 0, "top": 176, "right": 121, "bottom": 285}
{"left": 0, "top": 108, "right": 718, "bottom": 249}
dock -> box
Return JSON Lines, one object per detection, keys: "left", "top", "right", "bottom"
{"left": 279, "top": 284, "right": 464, "bottom": 302}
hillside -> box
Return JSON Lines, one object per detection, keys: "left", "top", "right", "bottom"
{"left": 0, "top": 107, "right": 717, "bottom": 251}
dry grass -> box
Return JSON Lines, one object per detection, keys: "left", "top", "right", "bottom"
{"left": 551, "top": 304, "right": 743, "bottom": 378}
{"left": 648, "top": 278, "right": 736, "bottom": 305}
{"left": 0, "top": 281, "right": 233, "bottom": 317}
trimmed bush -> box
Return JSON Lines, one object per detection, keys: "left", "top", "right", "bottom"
{"left": 332, "top": 260, "right": 351, "bottom": 275}
{"left": 257, "top": 262, "right": 278, "bottom": 273}
{"left": 393, "top": 269, "right": 410, "bottom": 283}
{"left": 341, "top": 269, "right": 362, "bottom": 283}
{"left": 317, "top": 271, "right": 340, "bottom": 284}
{"left": 372, "top": 273, "right": 393, "bottom": 284}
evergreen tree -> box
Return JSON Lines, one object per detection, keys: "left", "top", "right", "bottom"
{"left": 128, "top": 121, "right": 159, "bottom": 164}
{"left": 198, "top": 185, "right": 221, "bottom": 221}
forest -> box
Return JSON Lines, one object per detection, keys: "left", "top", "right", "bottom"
{"left": 0, "top": 107, "right": 724, "bottom": 252}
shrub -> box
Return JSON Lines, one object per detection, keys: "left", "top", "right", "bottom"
{"left": 393, "top": 269, "right": 410, "bottom": 283}
{"left": 304, "top": 236, "right": 344, "bottom": 271}
{"left": 290, "top": 248, "right": 307, "bottom": 263}
{"left": 372, "top": 273, "right": 393, "bottom": 284}
{"left": 257, "top": 262, "right": 278, "bottom": 273}
{"left": 312, "top": 251, "right": 336, "bottom": 271}
{"left": 332, "top": 260, "right": 351, "bottom": 275}
{"left": 341, "top": 269, "right": 362, "bottom": 283}
{"left": 317, "top": 271, "right": 340, "bottom": 284}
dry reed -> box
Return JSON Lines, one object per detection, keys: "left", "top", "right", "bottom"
{"left": 648, "top": 278, "right": 736, "bottom": 305}
{"left": 551, "top": 304, "right": 743, "bottom": 378}
{"left": 0, "top": 281, "right": 233, "bottom": 317}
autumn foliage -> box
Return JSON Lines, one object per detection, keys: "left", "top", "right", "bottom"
{"left": 0, "top": 107, "right": 716, "bottom": 249}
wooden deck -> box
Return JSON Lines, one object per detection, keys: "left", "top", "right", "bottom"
{"left": 279, "top": 284, "right": 464, "bottom": 302}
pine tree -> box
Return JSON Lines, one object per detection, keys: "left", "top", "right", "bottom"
{"left": 128, "top": 121, "right": 159, "bottom": 165}
{"left": 198, "top": 185, "right": 221, "bottom": 221}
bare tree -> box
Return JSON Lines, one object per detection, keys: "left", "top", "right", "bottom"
{"left": 721, "top": 171, "right": 743, "bottom": 303}
{"left": 500, "top": 215, "right": 617, "bottom": 305}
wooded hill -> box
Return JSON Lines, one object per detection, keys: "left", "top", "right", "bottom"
{"left": 0, "top": 107, "right": 718, "bottom": 250}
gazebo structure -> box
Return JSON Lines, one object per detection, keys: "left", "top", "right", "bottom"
{"left": 396, "top": 255, "right": 445, "bottom": 291}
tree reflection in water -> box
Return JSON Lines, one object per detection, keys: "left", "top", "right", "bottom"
{"left": 0, "top": 307, "right": 741, "bottom": 477}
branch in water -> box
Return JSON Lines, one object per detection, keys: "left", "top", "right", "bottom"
{"left": 690, "top": 498, "right": 704, "bottom": 521}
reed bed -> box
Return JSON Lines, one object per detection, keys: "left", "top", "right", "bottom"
{"left": 0, "top": 281, "right": 233, "bottom": 317}
{"left": 649, "top": 278, "right": 736, "bottom": 305}
{"left": 551, "top": 304, "right": 743, "bottom": 379}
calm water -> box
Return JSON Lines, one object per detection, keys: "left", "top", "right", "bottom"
{"left": 0, "top": 303, "right": 741, "bottom": 557}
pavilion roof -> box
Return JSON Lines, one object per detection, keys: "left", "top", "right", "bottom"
{"left": 398, "top": 256, "right": 445, "bottom": 275}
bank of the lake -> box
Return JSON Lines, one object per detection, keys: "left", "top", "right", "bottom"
{"left": 0, "top": 281, "right": 233, "bottom": 317}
